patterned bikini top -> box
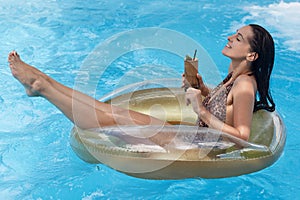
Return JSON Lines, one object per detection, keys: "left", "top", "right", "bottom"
{"left": 197, "top": 72, "right": 234, "bottom": 127}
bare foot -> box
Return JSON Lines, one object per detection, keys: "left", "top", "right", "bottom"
{"left": 8, "top": 51, "right": 48, "bottom": 97}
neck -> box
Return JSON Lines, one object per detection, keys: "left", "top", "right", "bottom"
{"left": 229, "top": 60, "right": 252, "bottom": 79}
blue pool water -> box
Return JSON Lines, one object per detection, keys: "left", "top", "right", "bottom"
{"left": 0, "top": 0, "right": 299, "bottom": 199}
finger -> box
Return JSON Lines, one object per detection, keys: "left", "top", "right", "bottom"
{"left": 197, "top": 73, "right": 204, "bottom": 83}
{"left": 185, "top": 98, "right": 190, "bottom": 106}
{"left": 185, "top": 93, "right": 190, "bottom": 105}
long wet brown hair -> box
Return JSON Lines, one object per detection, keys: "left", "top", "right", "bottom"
{"left": 249, "top": 24, "right": 275, "bottom": 112}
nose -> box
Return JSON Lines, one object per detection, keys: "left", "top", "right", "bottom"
{"left": 227, "top": 33, "right": 237, "bottom": 41}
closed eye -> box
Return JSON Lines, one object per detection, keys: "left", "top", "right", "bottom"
{"left": 237, "top": 32, "right": 244, "bottom": 41}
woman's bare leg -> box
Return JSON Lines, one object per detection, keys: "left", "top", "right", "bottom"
{"left": 8, "top": 51, "right": 168, "bottom": 129}
{"left": 9, "top": 51, "right": 114, "bottom": 113}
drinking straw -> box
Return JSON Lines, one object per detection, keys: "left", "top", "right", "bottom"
{"left": 193, "top": 49, "right": 197, "bottom": 60}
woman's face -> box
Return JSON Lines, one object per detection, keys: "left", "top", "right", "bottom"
{"left": 222, "top": 25, "right": 254, "bottom": 61}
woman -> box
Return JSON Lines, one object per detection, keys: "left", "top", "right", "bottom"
{"left": 7, "top": 24, "right": 275, "bottom": 142}
{"left": 185, "top": 24, "right": 275, "bottom": 141}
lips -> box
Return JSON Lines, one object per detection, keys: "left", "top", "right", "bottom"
{"left": 226, "top": 44, "right": 231, "bottom": 48}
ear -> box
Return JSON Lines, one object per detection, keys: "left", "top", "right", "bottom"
{"left": 246, "top": 52, "right": 258, "bottom": 62}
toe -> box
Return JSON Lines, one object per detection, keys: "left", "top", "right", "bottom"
{"left": 15, "top": 51, "right": 20, "bottom": 58}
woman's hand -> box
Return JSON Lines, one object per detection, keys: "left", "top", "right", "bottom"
{"left": 181, "top": 73, "right": 191, "bottom": 91}
{"left": 185, "top": 87, "right": 203, "bottom": 115}
{"left": 182, "top": 73, "right": 209, "bottom": 96}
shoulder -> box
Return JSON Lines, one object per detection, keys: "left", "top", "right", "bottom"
{"left": 232, "top": 74, "right": 257, "bottom": 95}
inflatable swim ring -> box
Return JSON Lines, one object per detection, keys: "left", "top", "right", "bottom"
{"left": 70, "top": 79, "right": 286, "bottom": 179}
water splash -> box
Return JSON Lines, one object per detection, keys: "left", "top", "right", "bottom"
{"left": 243, "top": 1, "right": 300, "bottom": 52}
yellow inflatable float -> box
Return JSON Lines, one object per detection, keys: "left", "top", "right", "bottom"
{"left": 70, "top": 79, "right": 286, "bottom": 179}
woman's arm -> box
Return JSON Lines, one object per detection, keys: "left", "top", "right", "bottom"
{"left": 185, "top": 76, "right": 256, "bottom": 141}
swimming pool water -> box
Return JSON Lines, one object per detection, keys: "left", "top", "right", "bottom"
{"left": 0, "top": 0, "right": 299, "bottom": 199}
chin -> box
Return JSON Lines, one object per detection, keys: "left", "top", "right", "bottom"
{"left": 221, "top": 49, "right": 229, "bottom": 57}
